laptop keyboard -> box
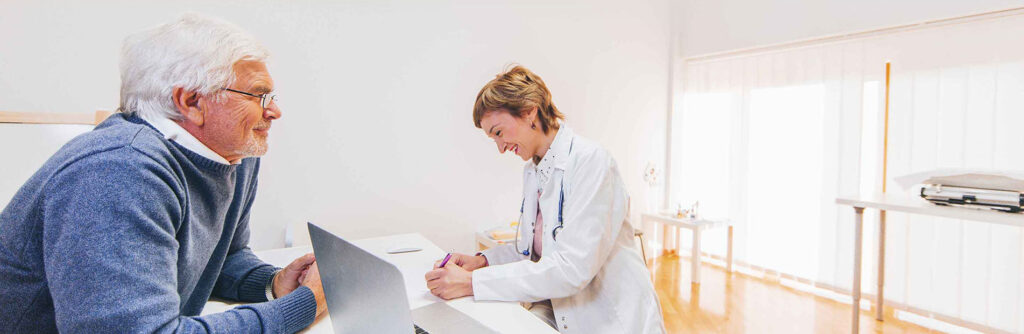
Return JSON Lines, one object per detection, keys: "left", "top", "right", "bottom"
{"left": 414, "top": 324, "right": 429, "bottom": 334}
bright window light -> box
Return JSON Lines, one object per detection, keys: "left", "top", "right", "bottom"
{"left": 746, "top": 84, "right": 825, "bottom": 281}
{"left": 676, "top": 92, "right": 733, "bottom": 219}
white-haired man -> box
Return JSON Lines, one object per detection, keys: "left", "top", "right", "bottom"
{"left": 0, "top": 14, "right": 325, "bottom": 333}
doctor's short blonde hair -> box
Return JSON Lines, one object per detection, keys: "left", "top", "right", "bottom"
{"left": 473, "top": 65, "right": 565, "bottom": 134}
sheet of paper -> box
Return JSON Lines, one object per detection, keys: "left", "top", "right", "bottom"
{"left": 894, "top": 169, "right": 1024, "bottom": 192}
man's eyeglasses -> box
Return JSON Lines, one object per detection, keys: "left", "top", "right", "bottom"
{"left": 222, "top": 88, "right": 277, "bottom": 110}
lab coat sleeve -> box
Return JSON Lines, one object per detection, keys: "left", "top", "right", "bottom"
{"left": 478, "top": 244, "right": 525, "bottom": 266}
{"left": 472, "top": 150, "right": 626, "bottom": 302}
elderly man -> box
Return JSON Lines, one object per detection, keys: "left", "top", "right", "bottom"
{"left": 0, "top": 14, "right": 325, "bottom": 333}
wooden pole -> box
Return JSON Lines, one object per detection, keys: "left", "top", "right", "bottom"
{"left": 882, "top": 62, "right": 891, "bottom": 193}
{"left": 876, "top": 62, "right": 892, "bottom": 322}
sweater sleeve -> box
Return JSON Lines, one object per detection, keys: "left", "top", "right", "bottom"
{"left": 41, "top": 149, "right": 315, "bottom": 334}
{"left": 213, "top": 166, "right": 280, "bottom": 303}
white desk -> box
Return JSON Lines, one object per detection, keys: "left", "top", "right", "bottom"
{"left": 203, "top": 233, "right": 557, "bottom": 333}
{"left": 641, "top": 213, "right": 732, "bottom": 285}
{"left": 836, "top": 194, "right": 1024, "bottom": 334}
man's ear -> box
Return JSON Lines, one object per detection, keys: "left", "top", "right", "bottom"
{"left": 172, "top": 87, "right": 204, "bottom": 126}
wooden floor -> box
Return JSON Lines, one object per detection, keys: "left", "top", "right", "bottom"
{"left": 650, "top": 254, "right": 941, "bottom": 333}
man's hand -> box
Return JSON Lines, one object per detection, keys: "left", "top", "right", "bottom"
{"left": 301, "top": 262, "right": 327, "bottom": 317}
{"left": 424, "top": 262, "right": 474, "bottom": 300}
{"left": 432, "top": 253, "right": 488, "bottom": 271}
{"left": 272, "top": 253, "right": 316, "bottom": 299}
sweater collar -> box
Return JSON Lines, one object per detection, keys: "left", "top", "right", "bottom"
{"left": 137, "top": 113, "right": 239, "bottom": 165}
{"left": 120, "top": 113, "right": 241, "bottom": 173}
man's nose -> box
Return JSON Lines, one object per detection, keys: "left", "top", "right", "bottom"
{"left": 264, "top": 100, "right": 281, "bottom": 120}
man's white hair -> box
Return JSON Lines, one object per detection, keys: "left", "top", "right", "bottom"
{"left": 118, "top": 13, "right": 269, "bottom": 120}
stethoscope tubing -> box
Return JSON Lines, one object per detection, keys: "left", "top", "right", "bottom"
{"left": 514, "top": 138, "right": 573, "bottom": 257}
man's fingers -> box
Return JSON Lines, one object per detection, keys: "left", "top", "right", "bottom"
{"left": 433, "top": 260, "right": 442, "bottom": 269}
{"left": 283, "top": 254, "right": 315, "bottom": 274}
{"left": 295, "top": 253, "right": 316, "bottom": 266}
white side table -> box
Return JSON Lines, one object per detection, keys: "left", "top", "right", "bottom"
{"left": 641, "top": 213, "right": 733, "bottom": 285}
{"left": 836, "top": 194, "right": 1024, "bottom": 334}
{"left": 475, "top": 231, "right": 507, "bottom": 251}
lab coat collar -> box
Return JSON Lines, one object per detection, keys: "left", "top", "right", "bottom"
{"left": 533, "top": 125, "right": 574, "bottom": 186}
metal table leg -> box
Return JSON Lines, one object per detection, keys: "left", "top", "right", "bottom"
{"left": 853, "top": 207, "right": 864, "bottom": 333}
{"left": 692, "top": 226, "right": 701, "bottom": 285}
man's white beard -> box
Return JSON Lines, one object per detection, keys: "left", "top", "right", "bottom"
{"left": 238, "top": 134, "right": 268, "bottom": 158}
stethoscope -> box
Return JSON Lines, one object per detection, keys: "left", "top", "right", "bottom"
{"left": 514, "top": 138, "right": 573, "bottom": 257}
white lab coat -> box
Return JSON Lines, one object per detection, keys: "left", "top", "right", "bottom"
{"left": 474, "top": 127, "right": 665, "bottom": 334}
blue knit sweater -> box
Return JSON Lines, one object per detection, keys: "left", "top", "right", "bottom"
{"left": 0, "top": 114, "right": 316, "bottom": 333}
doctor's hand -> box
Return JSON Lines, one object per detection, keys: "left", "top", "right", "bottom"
{"left": 433, "top": 253, "right": 488, "bottom": 271}
{"left": 425, "top": 262, "right": 474, "bottom": 300}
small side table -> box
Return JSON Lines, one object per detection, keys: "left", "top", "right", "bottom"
{"left": 475, "top": 231, "right": 507, "bottom": 251}
{"left": 641, "top": 213, "right": 733, "bottom": 285}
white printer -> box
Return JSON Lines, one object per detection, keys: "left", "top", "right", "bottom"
{"left": 898, "top": 169, "right": 1024, "bottom": 213}
{"left": 920, "top": 184, "right": 1023, "bottom": 213}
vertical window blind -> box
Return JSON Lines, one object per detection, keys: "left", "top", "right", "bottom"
{"left": 670, "top": 9, "right": 1024, "bottom": 332}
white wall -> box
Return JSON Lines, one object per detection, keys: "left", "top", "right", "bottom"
{"left": 675, "top": 0, "right": 1024, "bottom": 57}
{"left": 0, "top": 0, "right": 671, "bottom": 252}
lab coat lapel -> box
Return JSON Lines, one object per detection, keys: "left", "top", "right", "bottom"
{"left": 551, "top": 127, "right": 574, "bottom": 171}
{"left": 538, "top": 126, "right": 574, "bottom": 252}
{"left": 520, "top": 168, "right": 540, "bottom": 253}
{"left": 539, "top": 170, "right": 563, "bottom": 252}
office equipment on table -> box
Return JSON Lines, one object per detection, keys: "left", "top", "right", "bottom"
{"left": 895, "top": 169, "right": 1024, "bottom": 191}
{"left": 641, "top": 213, "right": 732, "bottom": 285}
{"left": 920, "top": 184, "right": 1023, "bottom": 212}
{"left": 836, "top": 194, "right": 1024, "bottom": 334}
{"left": 202, "top": 234, "right": 557, "bottom": 334}
{"left": 308, "top": 223, "right": 496, "bottom": 334}
{"left": 897, "top": 169, "right": 1024, "bottom": 212}
{"left": 386, "top": 246, "right": 423, "bottom": 254}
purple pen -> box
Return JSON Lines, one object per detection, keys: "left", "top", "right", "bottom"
{"left": 439, "top": 252, "right": 453, "bottom": 267}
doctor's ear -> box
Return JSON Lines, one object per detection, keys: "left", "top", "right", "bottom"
{"left": 524, "top": 106, "right": 538, "bottom": 120}
{"left": 172, "top": 87, "right": 205, "bottom": 126}
{"left": 523, "top": 107, "right": 539, "bottom": 129}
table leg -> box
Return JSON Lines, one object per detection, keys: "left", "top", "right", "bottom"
{"left": 674, "top": 226, "right": 682, "bottom": 254}
{"left": 692, "top": 227, "right": 701, "bottom": 285}
{"left": 877, "top": 210, "right": 886, "bottom": 321}
{"left": 662, "top": 223, "right": 672, "bottom": 255}
{"left": 853, "top": 207, "right": 864, "bottom": 334}
{"left": 727, "top": 225, "right": 734, "bottom": 273}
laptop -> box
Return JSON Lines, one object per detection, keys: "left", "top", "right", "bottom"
{"left": 308, "top": 223, "right": 498, "bottom": 334}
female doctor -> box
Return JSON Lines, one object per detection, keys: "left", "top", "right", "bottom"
{"left": 424, "top": 65, "right": 665, "bottom": 334}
